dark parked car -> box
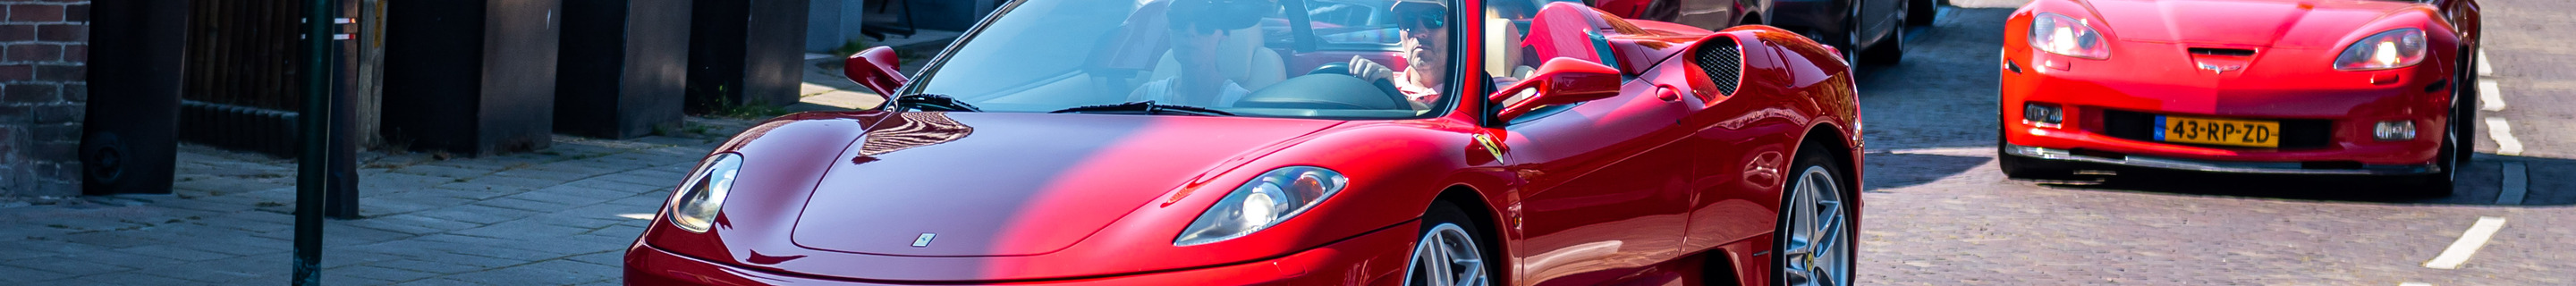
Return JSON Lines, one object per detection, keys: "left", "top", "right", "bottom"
{"left": 1589, "top": 0, "right": 1915, "bottom": 65}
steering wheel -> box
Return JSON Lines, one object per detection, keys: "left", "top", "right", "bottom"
{"left": 1309, "top": 56, "right": 1414, "bottom": 107}
{"left": 1241, "top": 72, "right": 1407, "bottom": 110}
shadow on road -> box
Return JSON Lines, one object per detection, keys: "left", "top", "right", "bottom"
{"left": 2031, "top": 154, "right": 2575, "bottom": 206}
{"left": 1863, "top": 152, "right": 1992, "bottom": 190}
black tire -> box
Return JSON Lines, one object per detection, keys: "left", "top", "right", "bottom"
{"left": 1805, "top": 2, "right": 1864, "bottom": 67}
{"left": 2453, "top": 46, "right": 2479, "bottom": 164}
{"left": 1860, "top": 1, "right": 1907, "bottom": 66}
{"left": 1807, "top": 27, "right": 1860, "bottom": 68}
{"left": 1905, "top": 0, "right": 1937, "bottom": 26}
{"left": 1997, "top": 131, "right": 2078, "bottom": 180}
{"left": 1997, "top": 152, "right": 2072, "bottom": 180}
{"left": 1774, "top": 145, "right": 1855, "bottom": 286}
{"left": 2405, "top": 117, "right": 2462, "bottom": 196}
{"left": 1406, "top": 200, "right": 1496, "bottom": 286}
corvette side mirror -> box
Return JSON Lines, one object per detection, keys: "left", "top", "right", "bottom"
{"left": 843, "top": 46, "right": 909, "bottom": 99}
{"left": 1489, "top": 58, "right": 1623, "bottom": 122}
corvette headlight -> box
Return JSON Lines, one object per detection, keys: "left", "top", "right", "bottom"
{"left": 2334, "top": 28, "right": 2427, "bottom": 71}
{"left": 1174, "top": 166, "right": 1348, "bottom": 246}
{"left": 666, "top": 153, "right": 743, "bottom": 233}
{"left": 2028, "top": 13, "right": 2108, "bottom": 59}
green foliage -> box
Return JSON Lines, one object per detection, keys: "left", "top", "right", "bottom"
{"left": 708, "top": 97, "right": 792, "bottom": 120}
{"left": 833, "top": 38, "right": 875, "bottom": 58}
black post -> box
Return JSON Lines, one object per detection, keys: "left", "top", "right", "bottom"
{"left": 326, "top": 2, "right": 363, "bottom": 219}
{"left": 293, "top": 0, "right": 339, "bottom": 284}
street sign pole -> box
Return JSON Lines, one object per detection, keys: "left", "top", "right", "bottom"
{"left": 292, "top": 0, "right": 338, "bottom": 284}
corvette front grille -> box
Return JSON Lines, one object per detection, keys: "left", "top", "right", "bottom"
{"left": 1693, "top": 38, "right": 1743, "bottom": 97}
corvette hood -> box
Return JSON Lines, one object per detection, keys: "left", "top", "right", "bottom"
{"left": 786, "top": 112, "right": 1338, "bottom": 257}
{"left": 2088, "top": 0, "right": 2416, "bottom": 48}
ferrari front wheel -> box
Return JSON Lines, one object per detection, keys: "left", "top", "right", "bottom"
{"left": 1775, "top": 149, "right": 1853, "bottom": 286}
{"left": 1406, "top": 201, "right": 1492, "bottom": 286}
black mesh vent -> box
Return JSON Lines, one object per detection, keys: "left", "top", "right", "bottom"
{"left": 1694, "top": 38, "right": 1743, "bottom": 96}
{"left": 2098, "top": 109, "right": 2333, "bottom": 149}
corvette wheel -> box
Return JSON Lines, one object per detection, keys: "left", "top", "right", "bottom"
{"left": 2453, "top": 46, "right": 2479, "bottom": 164}
{"left": 1406, "top": 201, "right": 1491, "bottom": 286}
{"left": 1997, "top": 132, "right": 2075, "bottom": 180}
{"left": 1775, "top": 151, "right": 1852, "bottom": 286}
{"left": 2407, "top": 116, "right": 2462, "bottom": 196}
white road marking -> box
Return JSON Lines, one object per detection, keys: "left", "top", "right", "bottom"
{"left": 2497, "top": 162, "right": 2529, "bottom": 205}
{"left": 2423, "top": 216, "right": 2507, "bottom": 269}
{"left": 2485, "top": 118, "right": 2522, "bottom": 156}
{"left": 2478, "top": 48, "right": 2493, "bottom": 76}
{"left": 615, "top": 214, "right": 656, "bottom": 220}
{"left": 2479, "top": 80, "right": 2505, "bottom": 112}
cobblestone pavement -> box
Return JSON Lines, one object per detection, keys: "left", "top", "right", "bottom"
{"left": 1858, "top": 1, "right": 2576, "bottom": 285}
{"left": 0, "top": 119, "right": 753, "bottom": 285}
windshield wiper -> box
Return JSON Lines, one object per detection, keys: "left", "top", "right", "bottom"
{"left": 1046, "top": 101, "right": 1236, "bottom": 116}
{"left": 893, "top": 94, "right": 982, "bottom": 112}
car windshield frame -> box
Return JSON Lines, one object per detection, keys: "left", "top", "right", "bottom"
{"left": 890, "top": 0, "right": 1470, "bottom": 121}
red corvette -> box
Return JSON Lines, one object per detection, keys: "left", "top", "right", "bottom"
{"left": 1997, "top": 0, "right": 2481, "bottom": 192}
{"left": 626, "top": 1, "right": 1863, "bottom": 285}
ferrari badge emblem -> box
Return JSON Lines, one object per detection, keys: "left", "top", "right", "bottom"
{"left": 1473, "top": 134, "right": 1504, "bottom": 161}
{"left": 912, "top": 233, "right": 937, "bottom": 248}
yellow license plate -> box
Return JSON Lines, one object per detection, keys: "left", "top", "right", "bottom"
{"left": 2157, "top": 115, "right": 2282, "bottom": 147}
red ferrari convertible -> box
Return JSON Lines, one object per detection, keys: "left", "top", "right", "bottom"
{"left": 1997, "top": 0, "right": 2481, "bottom": 192}
{"left": 626, "top": 1, "right": 1864, "bottom": 285}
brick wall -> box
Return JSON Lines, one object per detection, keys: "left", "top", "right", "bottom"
{"left": 0, "top": 0, "right": 88, "bottom": 198}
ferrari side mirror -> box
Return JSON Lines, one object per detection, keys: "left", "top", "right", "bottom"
{"left": 843, "top": 46, "right": 909, "bottom": 99}
{"left": 1489, "top": 58, "right": 1623, "bottom": 122}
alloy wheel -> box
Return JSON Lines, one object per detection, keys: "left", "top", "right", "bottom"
{"left": 1780, "top": 165, "right": 1852, "bottom": 286}
{"left": 1406, "top": 223, "right": 1489, "bottom": 286}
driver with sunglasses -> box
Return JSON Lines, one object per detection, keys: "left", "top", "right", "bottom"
{"left": 1343, "top": 0, "right": 1452, "bottom": 110}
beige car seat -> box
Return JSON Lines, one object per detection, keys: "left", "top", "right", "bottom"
{"left": 1148, "top": 25, "right": 1286, "bottom": 91}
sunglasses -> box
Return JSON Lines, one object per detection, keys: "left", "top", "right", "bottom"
{"left": 1393, "top": 2, "right": 1447, "bottom": 29}
{"left": 1168, "top": 23, "right": 1230, "bottom": 35}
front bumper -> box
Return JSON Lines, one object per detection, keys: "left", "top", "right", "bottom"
{"left": 2003, "top": 144, "right": 2436, "bottom": 175}
{"left": 624, "top": 221, "right": 1419, "bottom": 286}
{"left": 1999, "top": 47, "right": 2455, "bottom": 168}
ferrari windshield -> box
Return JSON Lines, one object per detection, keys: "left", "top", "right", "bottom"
{"left": 904, "top": 0, "right": 1460, "bottom": 119}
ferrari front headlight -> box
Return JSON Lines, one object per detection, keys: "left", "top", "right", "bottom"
{"left": 2334, "top": 28, "right": 2427, "bottom": 71}
{"left": 2028, "top": 13, "right": 2108, "bottom": 59}
{"left": 666, "top": 153, "right": 743, "bottom": 233}
{"left": 1174, "top": 166, "right": 1349, "bottom": 246}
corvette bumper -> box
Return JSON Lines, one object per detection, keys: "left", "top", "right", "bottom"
{"left": 624, "top": 221, "right": 1419, "bottom": 286}
{"left": 2000, "top": 47, "right": 2456, "bottom": 169}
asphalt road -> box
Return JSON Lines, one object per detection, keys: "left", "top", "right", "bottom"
{"left": 1853, "top": 1, "right": 2576, "bottom": 284}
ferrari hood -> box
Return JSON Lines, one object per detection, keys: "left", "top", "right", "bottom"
{"left": 2087, "top": 0, "right": 2417, "bottom": 48}
{"left": 785, "top": 112, "right": 1338, "bottom": 257}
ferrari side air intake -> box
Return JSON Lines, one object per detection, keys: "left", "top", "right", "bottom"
{"left": 1694, "top": 37, "right": 1744, "bottom": 97}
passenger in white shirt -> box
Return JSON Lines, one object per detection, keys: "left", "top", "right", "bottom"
{"left": 1128, "top": 0, "right": 1267, "bottom": 107}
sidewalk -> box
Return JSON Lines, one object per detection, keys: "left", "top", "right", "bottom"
{"left": 0, "top": 118, "right": 757, "bottom": 285}
{"left": 791, "top": 30, "right": 950, "bottom": 113}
